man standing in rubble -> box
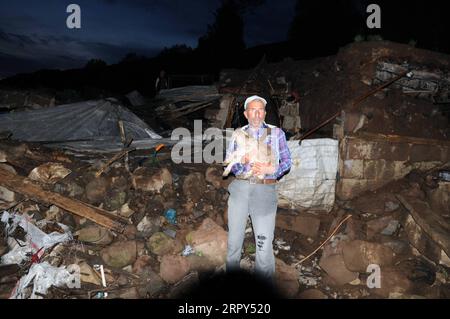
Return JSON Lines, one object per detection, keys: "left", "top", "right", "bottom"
{"left": 155, "top": 69, "right": 169, "bottom": 94}
{"left": 225, "top": 95, "right": 292, "bottom": 284}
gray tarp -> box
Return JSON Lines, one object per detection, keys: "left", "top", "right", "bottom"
{"left": 0, "top": 98, "right": 166, "bottom": 152}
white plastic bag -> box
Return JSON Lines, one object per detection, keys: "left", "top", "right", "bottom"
{"left": 10, "top": 261, "right": 80, "bottom": 299}
{"left": 1, "top": 211, "right": 72, "bottom": 265}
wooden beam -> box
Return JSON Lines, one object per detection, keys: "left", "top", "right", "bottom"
{"left": 95, "top": 147, "right": 135, "bottom": 178}
{"left": 0, "top": 167, "right": 126, "bottom": 233}
{"left": 347, "top": 131, "right": 450, "bottom": 147}
{"left": 397, "top": 194, "right": 450, "bottom": 257}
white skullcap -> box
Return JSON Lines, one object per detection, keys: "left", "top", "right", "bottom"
{"left": 244, "top": 95, "right": 267, "bottom": 110}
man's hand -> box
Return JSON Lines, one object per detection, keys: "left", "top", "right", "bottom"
{"left": 252, "top": 162, "right": 276, "bottom": 176}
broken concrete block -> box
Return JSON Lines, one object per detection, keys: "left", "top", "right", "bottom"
{"left": 187, "top": 218, "right": 227, "bottom": 266}
{"left": 85, "top": 177, "right": 108, "bottom": 204}
{"left": 147, "top": 232, "right": 176, "bottom": 256}
{"left": 28, "top": 162, "right": 71, "bottom": 184}
{"left": 275, "top": 214, "right": 320, "bottom": 238}
{"left": 342, "top": 240, "right": 396, "bottom": 272}
{"left": 76, "top": 225, "right": 114, "bottom": 245}
{"left": 205, "top": 166, "right": 224, "bottom": 189}
{"left": 100, "top": 240, "right": 137, "bottom": 268}
{"left": 159, "top": 254, "right": 190, "bottom": 284}
{"left": 319, "top": 253, "right": 359, "bottom": 286}
{"left": 183, "top": 172, "right": 207, "bottom": 203}
{"left": 0, "top": 186, "right": 15, "bottom": 202}
{"left": 132, "top": 167, "right": 172, "bottom": 193}
{"left": 275, "top": 258, "right": 300, "bottom": 298}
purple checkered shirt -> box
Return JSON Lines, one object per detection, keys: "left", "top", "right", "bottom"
{"left": 225, "top": 122, "right": 292, "bottom": 179}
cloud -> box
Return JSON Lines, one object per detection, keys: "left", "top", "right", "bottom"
{"left": 0, "top": 29, "right": 160, "bottom": 77}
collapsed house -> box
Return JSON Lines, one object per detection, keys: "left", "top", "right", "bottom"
{"left": 0, "top": 40, "right": 449, "bottom": 299}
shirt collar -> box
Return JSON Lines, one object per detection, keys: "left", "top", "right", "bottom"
{"left": 243, "top": 122, "right": 268, "bottom": 132}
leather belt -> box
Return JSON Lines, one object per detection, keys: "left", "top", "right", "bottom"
{"left": 236, "top": 177, "right": 277, "bottom": 185}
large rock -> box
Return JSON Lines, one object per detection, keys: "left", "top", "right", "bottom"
{"left": 183, "top": 172, "right": 207, "bottom": 203}
{"left": 85, "top": 177, "right": 108, "bottom": 204}
{"left": 373, "top": 267, "right": 413, "bottom": 298}
{"left": 0, "top": 163, "right": 17, "bottom": 174}
{"left": 186, "top": 254, "right": 217, "bottom": 272}
{"left": 159, "top": 254, "right": 190, "bottom": 284}
{"left": 0, "top": 186, "right": 15, "bottom": 202}
{"left": 28, "top": 162, "right": 71, "bottom": 184}
{"left": 100, "top": 240, "right": 137, "bottom": 268}
{"left": 132, "top": 167, "right": 172, "bottom": 193}
{"left": 105, "top": 190, "right": 127, "bottom": 211}
{"left": 319, "top": 253, "right": 359, "bottom": 286}
{"left": 132, "top": 255, "right": 153, "bottom": 275}
{"left": 342, "top": 240, "right": 396, "bottom": 272}
{"left": 147, "top": 232, "right": 181, "bottom": 256}
{"left": 186, "top": 218, "right": 227, "bottom": 266}
{"left": 205, "top": 166, "right": 224, "bottom": 189}
{"left": 76, "top": 225, "right": 114, "bottom": 245}
{"left": 276, "top": 214, "right": 320, "bottom": 238}
{"left": 275, "top": 258, "right": 300, "bottom": 298}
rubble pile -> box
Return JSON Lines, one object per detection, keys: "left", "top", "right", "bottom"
{"left": 0, "top": 137, "right": 449, "bottom": 299}
{"left": 0, "top": 41, "right": 449, "bottom": 299}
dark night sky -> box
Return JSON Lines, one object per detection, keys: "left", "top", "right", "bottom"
{"left": 0, "top": 0, "right": 298, "bottom": 78}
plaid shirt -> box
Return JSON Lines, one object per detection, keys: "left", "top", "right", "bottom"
{"left": 226, "top": 122, "right": 292, "bottom": 179}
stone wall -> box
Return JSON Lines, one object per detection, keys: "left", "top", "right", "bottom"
{"left": 336, "top": 131, "right": 450, "bottom": 199}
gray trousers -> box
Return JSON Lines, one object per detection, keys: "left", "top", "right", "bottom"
{"left": 226, "top": 179, "right": 278, "bottom": 281}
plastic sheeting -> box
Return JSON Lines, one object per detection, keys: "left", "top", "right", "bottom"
{"left": 277, "top": 138, "right": 339, "bottom": 212}
{"left": 1, "top": 211, "right": 72, "bottom": 265}
{"left": 0, "top": 98, "right": 162, "bottom": 151}
{"left": 10, "top": 262, "right": 80, "bottom": 299}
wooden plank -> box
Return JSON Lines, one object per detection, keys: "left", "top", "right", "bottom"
{"left": 348, "top": 131, "right": 450, "bottom": 147}
{"left": 95, "top": 147, "right": 135, "bottom": 177}
{"left": 0, "top": 167, "right": 126, "bottom": 233}
{"left": 397, "top": 194, "right": 450, "bottom": 257}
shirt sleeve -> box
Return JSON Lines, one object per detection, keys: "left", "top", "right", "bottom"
{"left": 225, "top": 130, "right": 246, "bottom": 176}
{"left": 274, "top": 129, "right": 292, "bottom": 178}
